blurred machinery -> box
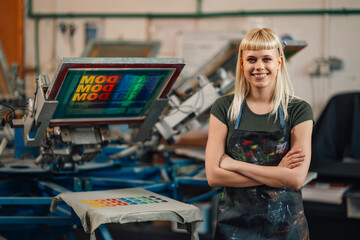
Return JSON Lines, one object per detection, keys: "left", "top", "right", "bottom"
{"left": 155, "top": 40, "right": 240, "bottom": 144}
{"left": 0, "top": 41, "right": 24, "bottom": 100}
{"left": 0, "top": 57, "right": 187, "bottom": 240}
{"left": 12, "top": 57, "right": 184, "bottom": 170}
{"left": 0, "top": 40, "right": 25, "bottom": 151}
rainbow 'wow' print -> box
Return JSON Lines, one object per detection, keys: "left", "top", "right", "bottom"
{"left": 80, "top": 195, "right": 168, "bottom": 208}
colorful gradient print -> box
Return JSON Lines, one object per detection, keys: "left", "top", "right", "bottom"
{"left": 80, "top": 195, "right": 168, "bottom": 208}
{"left": 52, "top": 69, "right": 174, "bottom": 120}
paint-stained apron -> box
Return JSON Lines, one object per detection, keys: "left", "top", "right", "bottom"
{"left": 215, "top": 102, "right": 309, "bottom": 240}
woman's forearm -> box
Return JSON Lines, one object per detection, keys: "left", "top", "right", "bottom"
{"left": 220, "top": 155, "right": 302, "bottom": 189}
{"left": 205, "top": 114, "right": 263, "bottom": 188}
{"left": 220, "top": 119, "right": 314, "bottom": 190}
{"left": 206, "top": 165, "right": 262, "bottom": 188}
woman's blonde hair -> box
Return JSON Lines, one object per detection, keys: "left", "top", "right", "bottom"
{"left": 228, "top": 28, "right": 295, "bottom": 122}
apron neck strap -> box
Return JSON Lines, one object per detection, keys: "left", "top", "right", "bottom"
{"left": 235, "top": 101, "right": 245, "bottom": 129}
{"left": 235, "top": 101, "right": 286, "bottom": 130}
{"left": 279, "top": 104, "right": 286, "bottom": 129}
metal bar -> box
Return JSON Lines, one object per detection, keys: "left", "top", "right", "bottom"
{"left": 92, "top": 177, "right": 156, "bottom": 185}
{"left": 34, "top": 18, "right": 40, "bottom": 75}
{"left": 172, "top": 159, "right": 201, "bottom": 166}
{"left": 186, "top": 188, "right": 222, "bottom": 204}
{"left": 36, "top": 180, "right": 72, "bottom": 195}
{"left": 175, "top": 177, "right": 209, "bottom": 186}
{"left": 53, "top": 206, "right": 72, "bottom": 217}
{"left": 80, "top": 165, "right": 161, "bottom": 176}
{"left": 97, "top": 225, "right": 114, "bottom": 240}
{"left": 187, "top": 166, "right": 205, "bottom": 178}
{"left": 78, "top": 166, "right": 162, "bottom": 181}
{"left": 132, "top": 98, "right": 169, "bottom": 142}
{"left": 91, "top": 178, "right": 157, "bottom": 189}
{"left": 143, "top": 182, "right": 171, "bottom": 193}
{"left": 27, "top": 0, "right": 360, "bottom": 19}
{"left": 28, "top": 9, "right": 360, "bottom": 19}
{"left": 0, "top": 197, "right": 53, "bottom": 205}
{"left": 0, "top": 216, "right": 72, "bottom": 225}
{"left": 173, "top": 177, "right": 209, "bottom": 200}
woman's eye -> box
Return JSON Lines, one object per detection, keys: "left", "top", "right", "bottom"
{"left": 263, "top": 58, "right": 272, "bottom": 62}
{"left": 247, "top": 58, "right": 256, "bottom": 63}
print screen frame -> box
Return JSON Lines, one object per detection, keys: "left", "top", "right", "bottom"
{"left": 46, "top": 58, "right": 184, "bottom": 126}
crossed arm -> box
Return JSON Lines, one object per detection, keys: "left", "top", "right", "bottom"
{"left": 205, "top": 114, "right": 313, "bottom": 190}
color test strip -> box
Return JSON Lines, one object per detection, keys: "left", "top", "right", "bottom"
{"left": 81, "top": 195, "right": 168, "bottom": 208}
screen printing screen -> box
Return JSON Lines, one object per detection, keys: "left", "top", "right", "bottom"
{"left": 46, "top": 58, "right": 184, "bottom": 126}
{"left": 81, "top": 40, "right": 161, "bottom": 58}
{"left": 282, "top": 40, "right": 307, "bottom": 60}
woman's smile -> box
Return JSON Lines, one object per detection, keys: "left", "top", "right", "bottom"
{"left": 251, "top": 73, "right": 270, "bottom": 79}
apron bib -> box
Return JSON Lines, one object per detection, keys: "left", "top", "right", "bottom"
{"left": 215, "top": 102, "right": 309, "bottom": 240}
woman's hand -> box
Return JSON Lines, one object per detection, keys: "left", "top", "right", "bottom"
{"left": 219, "top": 150, "right": 305, "bottom": 170}
{"left": 278, "top": 149, "right": 305, "bottom": 169}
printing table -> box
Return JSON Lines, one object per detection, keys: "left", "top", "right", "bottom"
{"left": 50, "top": 187, "right": 203, "bottom": 240}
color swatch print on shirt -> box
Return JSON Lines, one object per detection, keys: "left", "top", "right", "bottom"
{"left": 80, "top": 195, "right": 168, "bottom": 208}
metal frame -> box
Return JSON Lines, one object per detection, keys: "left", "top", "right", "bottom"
{"left": 81, "top": 39, "right": 161, "bottom": 58}
{"left": 0, "top": 161, "right": 174, "bottom": 240}
{"left": 22, "top": 75, "right": 58, "bottom": 147}
{"left": 45, "top": 57, "right": 184, "bottom": 126}
{"left": 0, "top": 179, "right": 75, "bottom": 240}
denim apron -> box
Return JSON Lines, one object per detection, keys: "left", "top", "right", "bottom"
{"left": 215, "top": 102, "right": 309, "bottom": 240}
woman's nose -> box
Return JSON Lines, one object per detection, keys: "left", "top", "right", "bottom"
{"left": 255, "top": 60, "right": 264, "bottom": 70}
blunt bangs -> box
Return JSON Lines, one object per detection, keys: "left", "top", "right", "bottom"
{"left": 240, "top": 28, "right": 281, "bottom": 53}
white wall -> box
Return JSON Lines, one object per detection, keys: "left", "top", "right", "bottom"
{"left": 24, "top": 0, "right": 360, "bottom": 119}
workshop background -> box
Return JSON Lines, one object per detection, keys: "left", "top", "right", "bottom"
{"left": 1, "top": 0, "right": 360, "bottom": 240}
{"left": 0, "top": 0, "right": 358, "bottom": 117}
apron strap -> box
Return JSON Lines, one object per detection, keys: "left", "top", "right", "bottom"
{"left": 235, "top": 101, "right": 286, "bottom": 130}
{"left": 234, "top": 101, "right": 245, "bottom": 130}
{"left": 279, "top": 104, "right": 286, "bottom": 130}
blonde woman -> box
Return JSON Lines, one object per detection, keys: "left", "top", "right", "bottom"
{"left": 205, "top": 28, "right": 313, "bottom": 239}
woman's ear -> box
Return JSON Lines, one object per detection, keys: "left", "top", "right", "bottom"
{"left": 277, "top": 56, "right": 283, "bottom": 70}
{"left": 240, "top": 57, "right": 244, "bottom": 70}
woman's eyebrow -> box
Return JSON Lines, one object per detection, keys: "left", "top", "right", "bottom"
{"left": 246, "top": 55, "right": 273, "bottom": 58}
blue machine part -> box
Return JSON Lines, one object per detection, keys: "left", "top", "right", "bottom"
{"left": 14, "top": 127, "right": 39, "bottom": 159}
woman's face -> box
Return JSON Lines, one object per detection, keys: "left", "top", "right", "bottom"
{"left": 240, "top": 49, "right": 282, "bottom": 91}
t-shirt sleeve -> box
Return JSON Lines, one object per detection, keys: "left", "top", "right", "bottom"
{"left": 289, "top": 99, "right": 314, "bottom": 129}
{"left": 210, "top": 95, "right": 231, "bottom": 125}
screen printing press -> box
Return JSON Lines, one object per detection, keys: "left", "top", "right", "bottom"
{"left": 0, "top": 57, "right": 208, "bottom": 240}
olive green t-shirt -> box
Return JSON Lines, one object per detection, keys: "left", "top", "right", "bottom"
{"left": 210, "top": 94, "right": 314, "bottom": 149}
